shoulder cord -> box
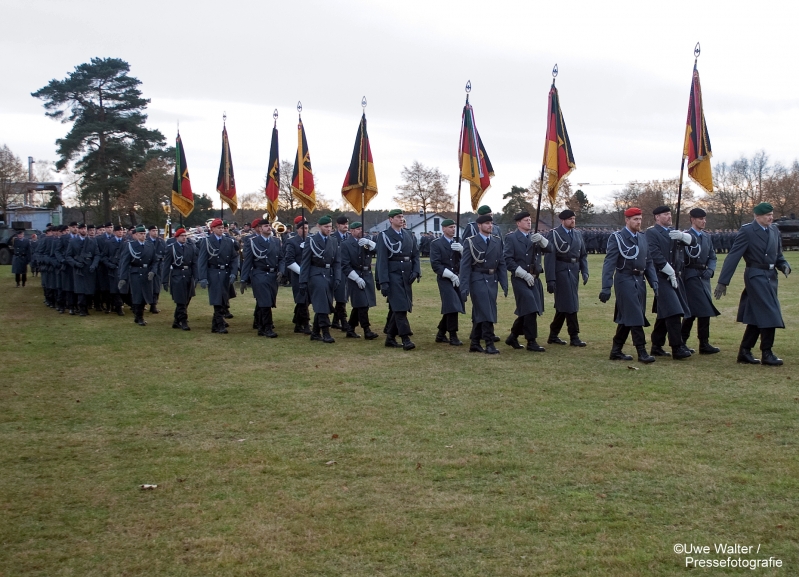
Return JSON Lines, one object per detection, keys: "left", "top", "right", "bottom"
{"left": 250, "top": 237, "right": 271, "bottom": 260}
{"left": 684, "top": 234, "right": 702, "bottom": 259}
{"left": 205, "top": 237, "right": 220, "bottom": 258}
{"left": 613, "top": 231, "right": 639, "bottom": 269}
{"left": 381, "top": 230, "right": 402, "bottom": 255}
{"left": 552, "top": 228, "right": 570, "bottom": 254}
{"left": 171, "top": 243, "right": 184, "bottom": 266}
{"left": 467, "top": 238, "right": 486, "bottom": 264}
{"left": 127, "top": 242, "right": 142, "bottom": 259}
{"left": 309, "top": 235, "right": 325, "bottom": 258}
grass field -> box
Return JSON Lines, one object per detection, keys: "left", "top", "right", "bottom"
{"left": 2, "top": 253, "right": 798, "bottom": 576}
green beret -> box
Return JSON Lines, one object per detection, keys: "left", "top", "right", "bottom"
{"left": 441, "top": 219, "right": 455, "bottom": 227}
{"left": 317, "top": 215, "right": 332, "bottom": 225}
{"left": 134, "top": 225, "right": 146, "bottom": 233}
{"left": 754, "top": 202, "right": 773, "bottom": 215}
{"left": 388, "top": 209, "right": 403, "bottom": 218}
{"left": 349, "top": 221, "right": 362, "bottom": 229}
{"left": 223, "top": 221, "right": 229, "bottom": 226}
{"left": 477, "top": 205, "right": 492, "bottom": 215}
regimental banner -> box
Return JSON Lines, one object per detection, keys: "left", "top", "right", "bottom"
{"left": 683, "top": 65, "right": 713, "bottom": 193}
{"left": 459, "top": 102, "right": 494, "bottom": 210}
{"left": 543, "top": 83, "right": 576, "bottom": 203}
{"left": 341, "top": 113, "right": 378, "bottom": 213}
{"left": 291, "top": 118, "right": 316, "bottom": 212}
{"left": 216, "top": 125, "right": 238, "bottom": 214}
{"left": 171, "top": 132, "right": 194, "bottom": 217}
{"left": 265, "top": 124, "right": 280, "bottom": 220}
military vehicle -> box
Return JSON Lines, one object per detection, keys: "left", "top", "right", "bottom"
{"left": 775, "top": 216, "right": 799, "bottom": 249}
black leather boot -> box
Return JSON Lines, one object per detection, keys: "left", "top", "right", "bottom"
{"left": 449, "top": 332, "right": 463, "bottom": 346}
{"left": 761, "top": 349, "right": 783, "bottom": 366}
{"left": 609, "top": 342, "right": 632, "bottom": 361}
{"left": 547, "top": 335, "right": 567, "bottom": 345}
{"left": 672, "top": 345, "right": 692, "bottom": 360}
{"left": 385, "top": 336, "right": 401, "bottom": 348}
{"left": 650, "top": 345, "right": 670, "bottom": 357}
{"left": 469, "top": 340, "right": 484, "bottom": 353}
{"left": 636, "top": 345, "right": 655, "bottom": 364}
{"left": 698, "top": 341, "right": 720, "bottom": 354}
{"left": 526, "top": 340, "right": 546, "bottom": 352}
{"left": 435, "top": 331, "right": 448, "bottom": 343}
{"left": 505, "top": 334, "right": 524, "bottom": 350}
{"left": 736, "top": 347, "right": 760, "bottom": 364}
{"left": 322, "top": 331, "right": 335, "bottom": 343}
{"left": 401, "top": 336, "right": 416, "bottom": 350}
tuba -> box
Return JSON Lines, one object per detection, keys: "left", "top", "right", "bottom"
{"left": 263, "top": 212, "right": 287, "bottom": 234}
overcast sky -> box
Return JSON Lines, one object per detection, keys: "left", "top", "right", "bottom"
{"left": 2, "top": 0, "right": 798, "bottom": 214}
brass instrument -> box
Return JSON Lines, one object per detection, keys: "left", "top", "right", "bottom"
{"left": 263, "top": 212, "right": 287, "bottom": 234}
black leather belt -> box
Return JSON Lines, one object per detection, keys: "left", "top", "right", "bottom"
{"left": 312, "top": 263, "right": 331, "bottom": 268}
{"left": 686, "top": 263, "right": 708, "bottom": 270}
{"left": 172, "top": 265, "right": 190, "bottom": 270}
{"left": 131, "top": 262, "right": 145, "bottom": 268}
{"left": 256, "top": 266, "right": 278, "bottom": 272}
{"left": 747, "top": 263, "right": 775, "bottom": 270}
{"left": 619, "top": 268, "right": 644, "bottom": 276}
{"left": 556, "top": 256, "right": 578, "bottom": 263}
{"left": 359, "top": 265, "right": 372, "bottom": 271}
{"left": 213, "top": 265, "right": 228, "bottom": 270}
{"left": 474, "top": 268, "right": 496, "bottom": 274}
{"left": 390, "top": 256, "right": 410, "bottom": 262}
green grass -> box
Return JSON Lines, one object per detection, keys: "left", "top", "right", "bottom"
{"left": 2, "top": 254, "right": 798, "bottom": 576}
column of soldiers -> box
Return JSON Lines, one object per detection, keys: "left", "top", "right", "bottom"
{"left": 16, "top": 202, "right": 790, "bottom": 366}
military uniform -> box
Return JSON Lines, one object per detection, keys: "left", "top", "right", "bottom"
{"left": 544, "top": 224, "right": 588, "bottom": 345}
{"left": 299, "top": 231, "right": 341, "bottom": 342}
{"left": 65, "top": 233, "right": 101, "bottom": 315}
{"left": 94, "top": 228, "right": 112, "bottom": 311}
{"left": 503, "top": 227, "right": 549, "bottom": 350}
{"left": 118, "top": 236, "right": 156, "bottom": 325}
{"left": 103, "top": 234, "right": 127, "bottom": 315}
{"left": 332, "top": 229, "right": 350, "bottom": 330}
{"left": 681, "top": 227, "right": 721, "bottom": 351}
{"left": 284, "top": 232, "right": 311, "bottom": 333}
{"left": 54, "top": 230, "right": 77, "bottom": 313}
{"left": 198, "top": 233, "right": 240, "bottom": 333}
{"left": 160, "top": 236, "right": 198, "bottom": 330}
{"left": 147, "top": 233, "right": 167, "bottom": 313}
{"left": 429, "top": 235, "right": 465, "bottom": 345}
{"left": 11, "top": 234, "right": 31, "bottom": 287}
{"left": 241, "top": 232, "right": 283, "bottom": 337}
{"left": 34, "top": 232, "right": 56, "bottom": 305}
{"left": 376, "top": 225, "right": 421, "bottom": 349}
{"left": 340, "top": 233, "right": 378, "bottom": 339}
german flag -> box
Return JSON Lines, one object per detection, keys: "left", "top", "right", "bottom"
{"left": 459, "top": 101, "right": 494, "bottom": 210}
{"left": 291, "top": 118, "right": 316, "bottom": 212}
{"left": 171, "top": 132, "right": 194, "bottom": 217}
{"left": 683, "top": 63, "right": 713, "bottom": 193}
{"left": 265, "top": 122, "right": 280, "bottom": 220}
{"left": 543, "top": 82, "right": 576, "bottom": 204}
{"left": 216, "top": 125, "right": 237, "bottom": 214}
{"left": 341, "top": 113, "right": 378, "bottom": 213}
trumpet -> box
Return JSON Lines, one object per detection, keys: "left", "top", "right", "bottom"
{"left": 263, "top": 213, "right": 287, "bottom": 234}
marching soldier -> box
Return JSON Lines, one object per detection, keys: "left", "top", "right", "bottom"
{"left": 646, "top": 205, "right": 697, "bottom": 360}
{"left": 35, "top": 226, "right": 57, "bottom": 306}
{"left": 715, "top": 202, "right": 790, "bottom": 365}
{"left": 146, "top": 225, "right": 166, "bottom": 314}
{"left": 299, "top": 215, "right": 341, "bottom": 343}
{"left": 240, "top": 219, "right": 283, "bottom": 338}
{"left": 285, "top": 215, "right": 312, "bottom": 334}
{"left": 462, "top": 205, "right": 502, "bottom": 240}
{"left": 11, "top": 229, "right": 31, "bottom": 288}
{"left": 65, "top": 223, "right": 101, "bottom": 316}
{"left": 503, "top": 211, "right": 550, "bottom": 351}
{"left": 544, "top": 210, "right": 589, "bottom": 346}
{"left": 341, "top": 221, "right": 379, "bottom": 340}
{"left": 103, "top": 225, "right": 127, "bottom": 316}
{"left": 681, "top": 208, "right": 721, "bottom": 354}
{"left": 54, "top": 222, "right": 78, "bottom": 314}
{"left": 160, "top": 227, "right": 198, "bottom": 331}
{"left": 198, "top": 218, "right": 240, "bottom": 334}
{"left": 460, "top": 213, "right": 508, "bottom": 354}
{"left": 93, "top": 222, "right": 113, "bottom": 311}
{"left": 118, "top": 225, "right": 156, "bottom": 326}
{"left": 429, "top": 219, "right": 465, "bottom": 346}
{"left": 599, "top": 207, "right": 659, "bottom": 363}
{"left": 331, "top": 215, "right": 351, "bottom": 331}
{"left": 376, "top": 209, "right": 421, "bottom": 350}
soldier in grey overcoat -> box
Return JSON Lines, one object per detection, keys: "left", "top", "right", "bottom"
{"left": 544, "top": 210, "right": 589, "bottom": 347}
{"left": 428, "top": 219, "right": 465, "bottom": 346}
{"left": 93, "top": 223, "right": 113, "bottom": 311}
{"left": 241, "top": 219, "right": 283, "bottom": 338}
{"left": 160, "top": 227, "right": 198, "bottom": 330}
{"left": 645, "top": 205, "right": 697, "bottom": 359}
{"left": 118, "top": 225, "right": 157, "bottom": 326}
{"left": 460, "top": 214, "right": 508, "bottom": 354}
{"left": 340, "top": 221, "right": 378, "bottom": 340}
{"left": 504, "top": 211, "right": 550, "bottom": 352}
{"left": 54, "top": 222, "right": 78, "bottom": 314}
{"left": 35, "top": 227, "right": 57, "bottom": 306}
{"left": 198, "top": 219, "right": 240, "bottom": 334}
{"left": 376, "top": 209, "right": 421, "bottom": 350}
{"left": 715, "top": 202, "right": 791, "bottom": 365}
{"left": 331, "top": 215, "right": 351, "bottom": 331}
{"left": 599, "top": 207, "right": 659, "bottom": 363}
{"left": 146, "top": 225, "right": 167, "bottom": 314}
{"left": 462, "top": 205, "right": 502, "bottom": 240}
{"left": 284, "top": 216, "right": 311, "bottom": 334}
{"left": 299, "top": 215, "right": 341, "bottom": 343}
{"left": 103, "top": 225, "right": 127, "bottom": 316}
{"left": 680, "top": 208, "right": 721, "bottom": 354}
{"left": 65, "top": 224, "right": 101, "bottom": 316}
{"left": 11, "top": 229, "right": 31, "bottom": 287}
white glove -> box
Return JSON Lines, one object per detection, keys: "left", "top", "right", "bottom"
{"left": 661, "top": 262, "right": 679, "bottom": 289}
{"left": 348, "top": 270, "right": 366, "bottom": 289}
{"left": 524, "top": 273, "right": 535, "bottom": 287}
{"left": 514, "top": 266, "right": 528, "bottom": 279}
{"left": 287, "top": 262, "right": 301, "bottom": 274}
{"left": 358, "top": 237, "right": 376, "bottom": 250}
{"left": 450, "top": 242, "right": 463, "bottom": 253}
{"left": 530, "top": 233, "right": 549, "bottom": 248}
{"left": 669, "top": 230, "right": 692, "bottom": 244}
{"left": 442, "top": 268, "right": 460, "bottom": 288}
{"left": 299, "top": 242, "right": 305, "bottom": 249}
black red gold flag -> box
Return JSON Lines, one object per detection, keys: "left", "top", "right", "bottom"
{"left": 459, "top": 102, "right": 494, "bottom": 210}
{"left": 341, "top": 113, "right": 378, "bottom": 213}
{"left": 291, "top": 118, "right": 316, "bottom": 212}
{"left": 543, "top": 82, "right": 576, "bottom": 203}
{"left": 171, "top": 132, "right": 194, "bottom": 217}
{"left": 216, "top": 125, "right": 238, "bottom": 214}
{"left": 683, "top": 64, "right": 713, "bottom": 193}
{"left": 265, "top": 123, "right": 280, "bottom": 220}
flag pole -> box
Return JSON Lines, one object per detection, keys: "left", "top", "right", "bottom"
{"left": 535, "top": 65, "right": 558, "bottom": 234}
{"left": 361, "top": 96, "right": 367, "bottom": 231}
{"left": 456, "top": 80, "right": 470, "bottom": 242}
{"left": 298, "top": 101, "right": 305, "bottom": 228}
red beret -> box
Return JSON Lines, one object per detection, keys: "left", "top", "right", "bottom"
{"left": 251, "top": 218, "right": 261, "bottom": 228}
{"left": 209, "top": 218, "right": 224, "bottom": 228}
{"left": 624, "top": 207, "right": 642, "bottom": 217}
{"left": 294, "top": 215, "right": 304, "bottom": 225}
{"left": 173, "top": 228, "right": 186, "bottom": 237}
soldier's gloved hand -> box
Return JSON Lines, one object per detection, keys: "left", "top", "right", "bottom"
{"left": 240, "top": 282, "right": 248, "bottom": 294}
{"left": 199, "top": 279, "right": 208, "bottom": 289}
{"left": 287, "top": 262, "right": 301, "bottom": 275}
{"left": 442, "top": 268, "right": 460, "bottom": 288}
{"left": 450, "top": 242, "right": 463, "bottom": 253}
{"left": 107, "top": 263, "right": 117, "bottom": 270}
{"left": 713, "top": 282, "right": 726, "bottom": 300}
{"left": 380, "top": 283, "right": 390, "bottom": 297}
{"left": 162, "top": 283, "right": 169, "bottom": 291}
{"left": 73, "top": 262, "right": 84, "bottom": 269}
{"left": 781, "top": 263, "right": 791, "bottom": 278}
{"left": 276, "top": 271, "right": 284, "bottom": 284}
{"left": 358, "top": 238, "right": 376, "bottom": 250}
{"left": 409, "top": 271, "right": 420, "bottom": 283}
{"left": 669, "top": 230, "right": 693, "bottom": 244}
{"left": 460, "top": 289, "right": 469, "bottom": 302}
{"left": 117, "top": 279, "right": 127, "bottom": 290}
{"left": 147, "top": 271, "right": 155, "bottom": 281}
{"left": 524, "top": 274, "right": 535, "bottom": 287}
{"left": 547, "top": 280, "right": 556, "bottom": 294}
{"left": 229, "top": 273, "right": 236, "bottom": 284}
{"left": 661, "top": 262, "right": 678, "bottom": 289}
{"left": 582, "top": 273, "right": 589, "bottom": 285}
{"left": 598, "top": 289, "right": 611, "bottom": 303}
{"left": 503, "top": 288, "right": 508, "bottom": 298}
{"left": 530, "top": 233, "right": 549, "bottom": 248}
{"left": 89, "top": 265, "right": 97, "bottom": 273}
{"left": 299, "top": 242, "right": 305, "bottom": 249}
{"left": 702, "top": 269, "right": 714, "bottom": 280}
{"left": 355, "top": 277, "right": 366, "bottom": 290}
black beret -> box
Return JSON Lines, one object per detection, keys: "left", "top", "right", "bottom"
{"left": 104, "top": 222, "right": 113, "bottom": 227}
{"left": 59, "top": 224, "right": 68, "bottom": 231}
{"left": 258, "top": 219, "right": 271, "bottom": 227}
{"left": 113, "top": 225, "right": 123, "bottom": 231}
{"left": 336, "top": 215, "right": 349, "bottom": 225}
{"left": 514, "top": 211, "right": 531, "bottom": 221}
{"left": 652, "top": 205, "right": 671, "bottom": 215}
{"left": 476, "top": 214, "right": 493, "bottom": 224}
{"left": 559, "top": 209, "right": 576, "bottom": 220}
{"left": 689, "top": 208, "right": 707, "bottom": 218}
{"left": 87, "top": 224, "right": 96, "bottom": 229}
{"left": 147, "top": 224, "right": 158, "bottom": 230}
{"left": 68, "top": 221, "right": 78, "bottom": 227}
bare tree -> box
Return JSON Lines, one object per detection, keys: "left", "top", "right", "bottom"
{"left": 123, "top": 158, "right": 172, "bottom": 226}
{"left": 394, "top": 161, "right": 451, "bottom": 231}
{"left": 0, "top": 144, "right": 27, "bottom": 214}
{"left": 529, "top": 175, "right": 571, "bottom": 229}
{"left": 611, "top": 178, "right": 695, "bottom": 228}
{"left": 278, "top": 160, "right": 296, "bottom": 212}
